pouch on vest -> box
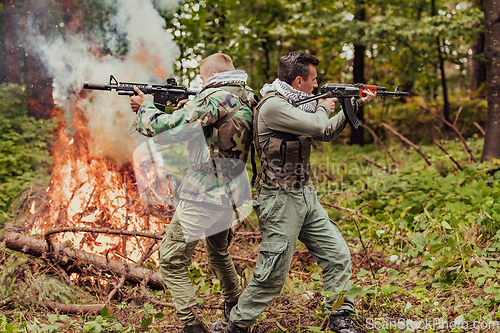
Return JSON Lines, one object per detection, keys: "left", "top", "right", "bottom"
{"left": 284, "top": 140, "right": 300, "bottom": 173}
{"left": 268, "top": 137, "right": 284, "bottom": 167}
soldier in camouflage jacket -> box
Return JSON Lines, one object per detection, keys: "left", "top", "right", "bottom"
{"left": 130, "top": 53, "right": 254, "bottom": 333}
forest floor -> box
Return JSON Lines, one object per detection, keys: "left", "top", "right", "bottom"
{"left": 1, "top": 138, "right": 500, "bottom": 332}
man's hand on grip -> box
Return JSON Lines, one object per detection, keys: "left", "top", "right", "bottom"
{"left": 318, "top": 97, "right": 337, "bottom": 115}
{"left": 130, "top": 86, "right": 149, "bottom": 113}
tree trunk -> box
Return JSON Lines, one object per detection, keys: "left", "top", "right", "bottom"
{"left": 482, "top": 0, "right": 500, "bottom": 161}
{"left": 350, "top": 0, "right": 366, "bottom": 146}
{"left": 4, "top": 0, "right": 21, "bottom": 84}
{"left": 431, "top": 0, "right": 451, "bottom": 122}
{"left": 470, "top": 32, "right": 487, "bottom": 91}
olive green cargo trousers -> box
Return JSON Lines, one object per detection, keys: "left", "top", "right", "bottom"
{"left": 230, "top": 185, "right": 354, "bottom": 328}
{"left": 159, "top": 200, "right": 243, "bottom": 326}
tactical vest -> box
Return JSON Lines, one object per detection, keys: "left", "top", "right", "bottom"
{"left": 185, "top": 83, "right": 257, "bottom": 208}
{"left": 253, "top": 92, "right": 316, "bottom": 191}
{"left": 197, "top": 83, "right": 257, "bottom": 164}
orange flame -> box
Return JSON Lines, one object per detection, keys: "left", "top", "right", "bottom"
{"left": 30, "top": 102, "right": 171, "bottom": 264}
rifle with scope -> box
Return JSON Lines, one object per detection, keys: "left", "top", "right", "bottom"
{"left": 293, "top": 83, "right": 409, "bottom": 129}
{"left": 83, "top": 75, "right": 199, "bottom": 112}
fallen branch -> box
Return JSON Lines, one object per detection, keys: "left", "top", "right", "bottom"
{"left": 44, "top": 300, "right": 105, "bottom": 315}
{"left": 108, "top": 274, "right": 126, "bottom": 304}
{"left": 380, "top": 122, "right": 432, "bottom": 166}
{"left": 0, "top": 297, "right": 13, "bottom": 308}
{"left": 135, "top": 231, "right": 165, "bottom": 267}
{"left": 474, "top": 122, "right": 486, "bottom": 136}
{"left": 231, "top": 255, "right": 257, "bottom": 263}
{"left": 45, "top": 227, "right": 162, "bottom": 242}
{"left": 234, "top": 231, "right": 262, "bottom": 239}
{"left": 190, "top": 305, "right": 210, "bottom": 333}
{"left": 362, "top": 156, "right": 392, "bottom": 174}
{"left": 453, "top": 107, "right": 462, "bottom": 127}
{"left": 360, "top": 123, "right": 398, "bottom": 166}
{"left": 350, "top": 213, "right": 377, "bottom": 279}
{"left": 433, "top": 140, "right": 463, "bottom": 171}
{"left": 423, "top": 106, "right": 478, "bottom": 163}
{"left": 319, "top": 201, "right": 416, "bottom": 252}
{"left": 140, "top": 276, "right": 175, "bottom": 308}
{"left": 44, "top": 227, "right": 162, "bottom": 253}
{"left": 5, "top": 232, "right": 166, "bottom": 290}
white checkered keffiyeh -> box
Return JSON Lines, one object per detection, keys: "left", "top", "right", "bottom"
{"left": 203, "top": 70, "right": 248, "bottom": 88}
{"left": 260, "top": 79, "right": 317, "bottom": 113}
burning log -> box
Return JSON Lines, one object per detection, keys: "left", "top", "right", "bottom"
{"left": 5, "top": 232, "right": 166, "bottom": 290}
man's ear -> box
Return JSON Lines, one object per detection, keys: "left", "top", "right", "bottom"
{"left": 291, "top": 76, "right": 303, "bottom": 90}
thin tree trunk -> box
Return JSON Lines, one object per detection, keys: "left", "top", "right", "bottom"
{"left": 431, "top": 0, "right": 450, "bottom": 122}
{"left": 351, "top": 0, "right": 366, "bottom": 146}
{"left": 470, "top": 32, "right": 487, "bottom": 91}
{"left": 4, "top": 0, "right": 21, "bottom": 84}
{"left": 482, "top": 0, "right": 500, "bottom": 161}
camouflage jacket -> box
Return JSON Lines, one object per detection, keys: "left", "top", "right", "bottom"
{"left": 132, "top": 83, "right": 254, "bottom": 206}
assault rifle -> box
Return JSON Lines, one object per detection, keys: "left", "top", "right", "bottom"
{"left": 293, "top": 83, "right": 409, "bottom": 129}
{"left": 83, "top": 75, "right": 199, "bottom": 112}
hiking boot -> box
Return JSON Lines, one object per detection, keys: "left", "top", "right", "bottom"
{"left": 222, "top": 320, "right": 249, "bottom": 333}
{"left": 181, "top": 324, "right": 205, "bottom": 333}
{"left": 210, "top": 301, "right": 237, "bottom": 333}
{"left": 328, "top": 311, "right": 359, "bottom": 333}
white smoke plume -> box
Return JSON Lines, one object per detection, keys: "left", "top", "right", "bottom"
{"left": 25, "top": 0, "right": 180, "bottom": 166}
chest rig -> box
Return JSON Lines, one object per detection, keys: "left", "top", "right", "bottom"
{"left": 253, "top": 92, "right": 316, "bottom": 191}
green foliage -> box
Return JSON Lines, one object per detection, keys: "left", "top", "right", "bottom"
{"left": 0, "top": 83, "right": 56, "bottom": 226}
{"left": 164, "top": 0, "right": 482, "bottom": 103}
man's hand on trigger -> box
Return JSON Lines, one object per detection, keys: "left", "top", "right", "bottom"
{"left": 318, "top": 97, "right": 337, "bottom": 115}
{"left": 361, "top": 89, "right": 376, "bottom": 104}
{"left": 130, "top": 86, "right": 149, "bottom": 113}
{"left": 173, "top": 99, "right": 189, "bottom": 111}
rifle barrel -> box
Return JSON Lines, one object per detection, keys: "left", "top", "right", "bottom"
{"left": 83, "top": 81, "right": 110, "bottom": 90}
{"left": 377, "top": 91, "right": 409, "bottom": 97}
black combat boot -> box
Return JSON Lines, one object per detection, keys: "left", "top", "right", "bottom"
{"left": 222, "top": 320, "right": 249, "bottom": 333}
{"left": 181, "top": 324, "right": 205, "bottom": 333}
{"left": 328, "top": 311, "right": 359, "bottom": 333}
{"left": 210, "top": 301, "right": 237, "bottom": 333}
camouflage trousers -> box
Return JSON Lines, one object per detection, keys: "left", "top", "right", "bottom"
{"left": 230, "top": 185, "right": 354, "bottom": 328}
{"left": 159, "top": 200, "right": 243, "bottom": 326}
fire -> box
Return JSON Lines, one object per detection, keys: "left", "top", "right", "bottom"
{"left": 29, "top": 103, "right": 172, "bottom": 264}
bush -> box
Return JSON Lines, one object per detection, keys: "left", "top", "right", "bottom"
{"left": 0, "top": 84, "right": 57, "bottom": 226}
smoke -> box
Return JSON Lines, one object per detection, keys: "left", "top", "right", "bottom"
{"left": 25, "top": 0, "right": 180, "bottom": 166}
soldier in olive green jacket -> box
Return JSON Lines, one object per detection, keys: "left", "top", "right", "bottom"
{"left": 130, "top": 53, "right": 255, "bottom": 333}
{"left": 218, "top": 52, "right": 375, "bottom": 333}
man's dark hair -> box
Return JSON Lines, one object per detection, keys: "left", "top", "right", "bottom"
{"left": 278, "top": 52, "right": 319, "bottom": 85}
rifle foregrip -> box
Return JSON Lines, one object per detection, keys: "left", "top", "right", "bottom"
{"left": 83, "top": 81, "right": 110, "bottom": 90}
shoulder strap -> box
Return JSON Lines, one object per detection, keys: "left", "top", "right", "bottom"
{"left": 252, "top": 91, "right": 285, "bottom": 190}
{"left": 208, "top": 87, "right": 247, "bottom": 160}
{"left": 253, "top": 91, "right": 285, "bottom": 153}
